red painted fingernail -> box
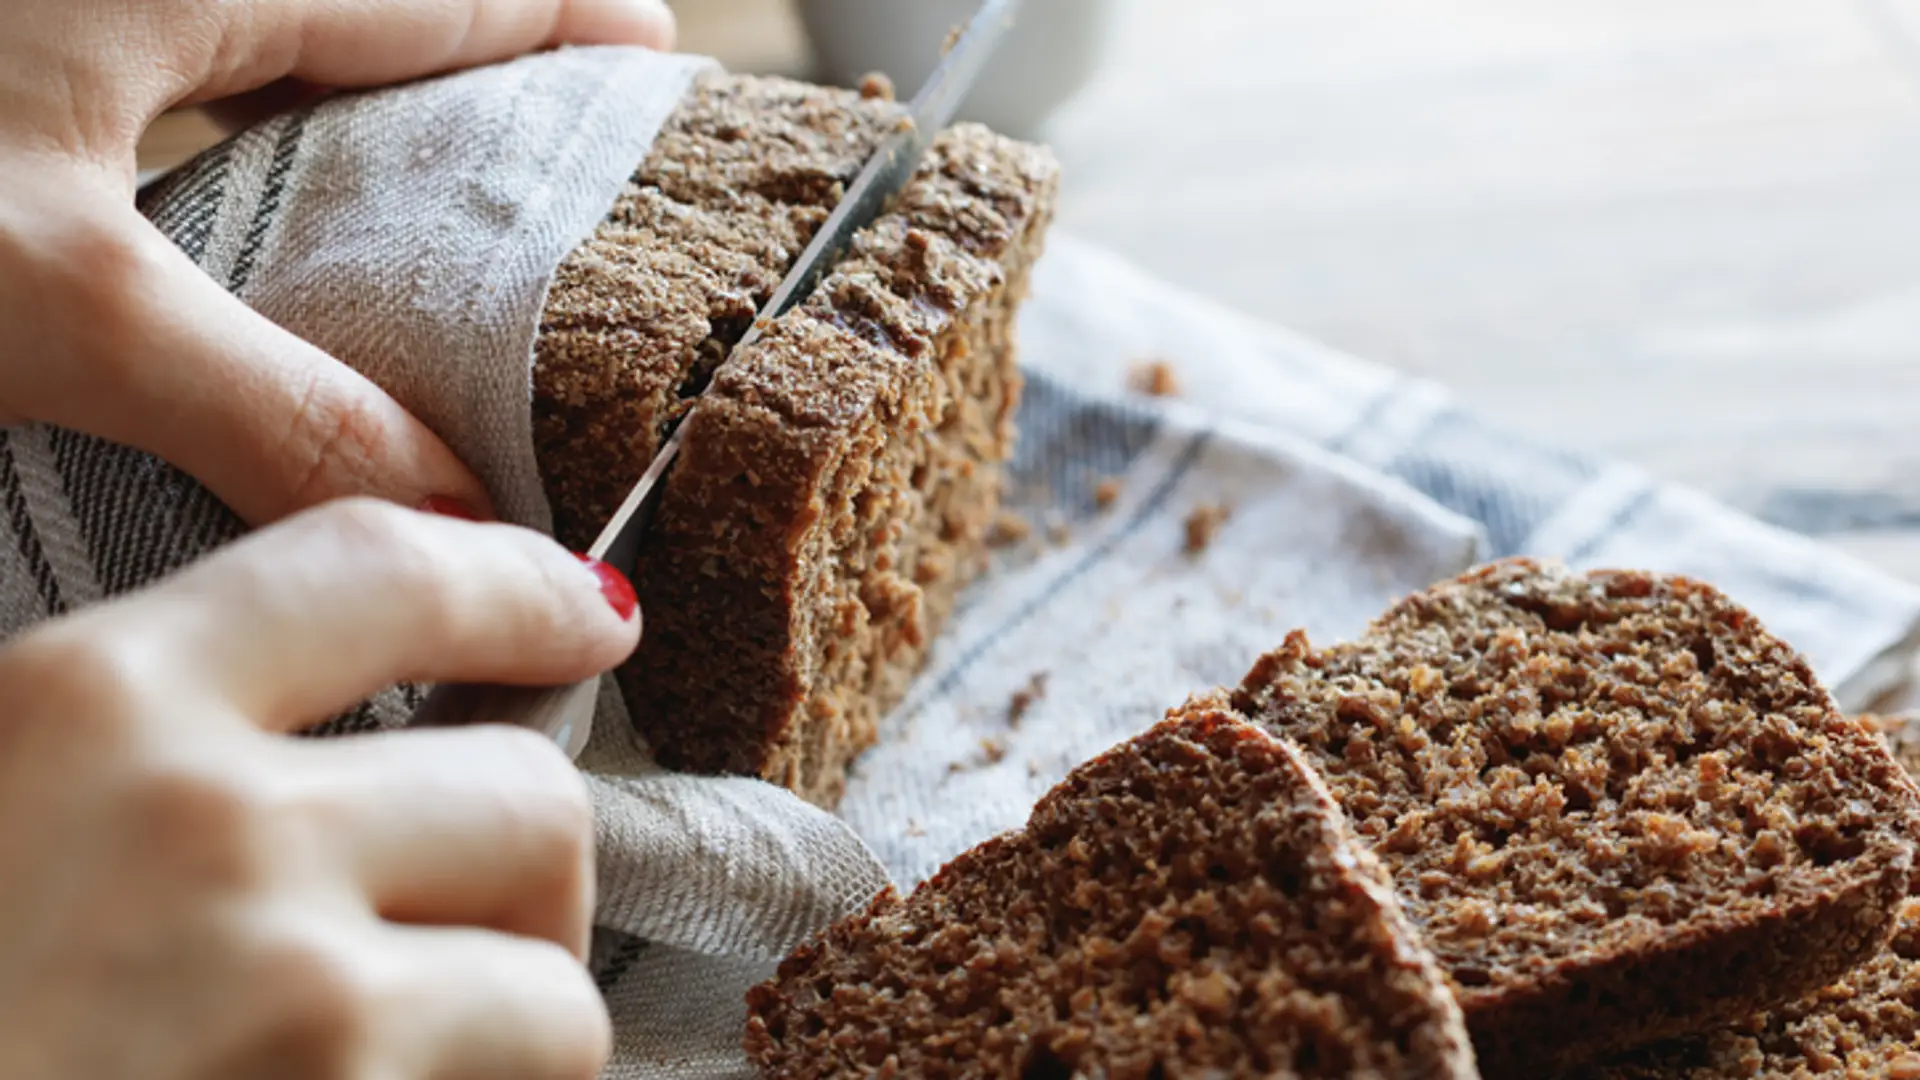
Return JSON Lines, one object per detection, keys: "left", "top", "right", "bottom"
{"left": 419, "top": 495, "right": 483, "bottom": 521}
{"left": 576, "top": 554, "right": 638, "bottom": 621}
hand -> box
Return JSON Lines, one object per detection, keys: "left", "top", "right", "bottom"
{"left": 0, "top": 0, "right": 676, "bottom": 526}
{"left": 0, "top": 499, "right": 643, "bottom": 1079}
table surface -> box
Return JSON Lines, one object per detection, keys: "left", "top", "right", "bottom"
{"left": 138, "top": 0, "right": 1920, "bottom": 707}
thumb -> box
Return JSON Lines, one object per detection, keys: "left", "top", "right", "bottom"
{"left": 0, "top": 176, "right": 493, "bottom": 526}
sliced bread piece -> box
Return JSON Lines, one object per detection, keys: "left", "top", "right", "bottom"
{"left": 1568, "top": 715, "right": 1920, "bottom": 1079}
{"left": 535, "top": 72, "right": 905, "bottom": 552}
{"left": 1569, "top": 896, "right": 1920, "bottom": 1079}
{"left": 1231, "top": 558, "right": 1920, "bottom": 1077}
{"left": 743, "top": 707, "right": 1479, "bottom": 1079}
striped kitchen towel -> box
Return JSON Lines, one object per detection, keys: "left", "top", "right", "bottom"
{"left": 7, "top": 46, "right": 1919, "bottom": 1079}
{"left": 1019, "top": 234, "right": 1920, "bottom": 714}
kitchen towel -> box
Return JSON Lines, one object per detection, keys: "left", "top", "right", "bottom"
{"left": 6, "top": 46, "right": 1919, "bottom": 1078}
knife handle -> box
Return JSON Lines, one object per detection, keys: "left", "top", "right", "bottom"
{"left": 406, "top": 678, "right": 597, "bottom": 760}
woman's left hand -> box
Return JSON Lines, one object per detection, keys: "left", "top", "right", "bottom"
{"left": 0, "top": 0, "right": 675, "bottom": 526}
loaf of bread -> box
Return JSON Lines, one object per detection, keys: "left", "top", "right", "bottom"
{"left": 744, "top": 707, "right": 1480, "bottom": 1079}
{"left": 533, "top": 73, "right": 1059, "bottom": 804}
{"left": 1231, "top": 558, "right": 1920, "bottom": 1077}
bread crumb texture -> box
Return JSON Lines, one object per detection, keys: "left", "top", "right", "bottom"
{"left": 1569, "top": 713, "right": 1920, "bottom": 1079}
{"left": 1232, "top": 558, "right": 1920, "bottom": 1077}
{"left": 745, "top": 709, "right": 1479, "bottom": 1079}
{"left": 535, "top": 73, "right": 905, "bottom": 548}
{"left": 1570, "top": 897, "right": 1920, "bottom": 1078}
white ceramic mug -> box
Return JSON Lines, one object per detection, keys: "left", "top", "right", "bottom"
{"left": 795, "top": 0, "right": 1123, "bottom": 140}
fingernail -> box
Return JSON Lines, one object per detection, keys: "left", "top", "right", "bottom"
{"left": 419, "top": 495, "right": 483, "bottom": 521}
{"left": 575, "top": 554, "right": 638, "bottom": 622}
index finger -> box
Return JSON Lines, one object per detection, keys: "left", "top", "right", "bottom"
{"left": 178, "top": 0, "right": 677, "bottom": 105}
{"left": 101, "top": 498, "right": 641, "bottom": 731}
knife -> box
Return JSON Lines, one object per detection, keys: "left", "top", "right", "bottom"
{"left": 404, "top": 0, "right": 1024, "bottom": 757}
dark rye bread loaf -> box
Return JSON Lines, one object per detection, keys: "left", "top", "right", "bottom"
{"left": 1230, "top": 558, "right": 1920, "bottom": 1077}
{"left": 743, "top": 708, "right": 1480, "bottom": 1080}
{"left": 533, "top": 73, "right": 1060, "bottom": 805}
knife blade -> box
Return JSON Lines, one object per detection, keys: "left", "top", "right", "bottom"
{"left": 405, "top": 0, "right": 1024, "bottom": 756}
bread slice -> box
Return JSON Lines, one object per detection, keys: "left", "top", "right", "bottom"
{"left": 1566, "top": 716, "right": 1920, "bottom": 1079}
{"left": 1566, "top": 896, "right": 1920, "bottom": 1079}
{"left": 743, "top": 707, "right": 1480, "bottom": 1079}
{"left": 533, "top": 74, "right": 1060, "bottom": 804}
{"left": 1230, "top": 558, "right": 1920, "bottom": 1077}
{"left": 535, "top": 73, "right": 905, "bottom": 551}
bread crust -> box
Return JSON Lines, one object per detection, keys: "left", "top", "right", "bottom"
{"left": 745, "top": 708, "right": 1480, "bottom": 1079}
{"left": 1233, "top": 558, "right": 1920, "bottom": 1076}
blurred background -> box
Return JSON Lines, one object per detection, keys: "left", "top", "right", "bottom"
{"left": 140, "top": 0, "right": 1920, "bottom": 700}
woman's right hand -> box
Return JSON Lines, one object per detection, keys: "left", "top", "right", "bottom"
{"left": 0, "top": 498, "right": 641, "bottom": 1080}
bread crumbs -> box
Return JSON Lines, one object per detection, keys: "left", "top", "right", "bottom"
{"left": 1008, "top": 672, "right": 1050, "bottom": 727}
{"left": 1129, "top": 359, "right": 1182, "bottom": 398}
{"left": 1184, "top": 503, "right": 1232, "bottom": 556}
{"left": 988, "top": 511, "right": 1031, "bottom": 547}
{"left": 949, "top": 739, "right": 1010, "bottom": 774}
